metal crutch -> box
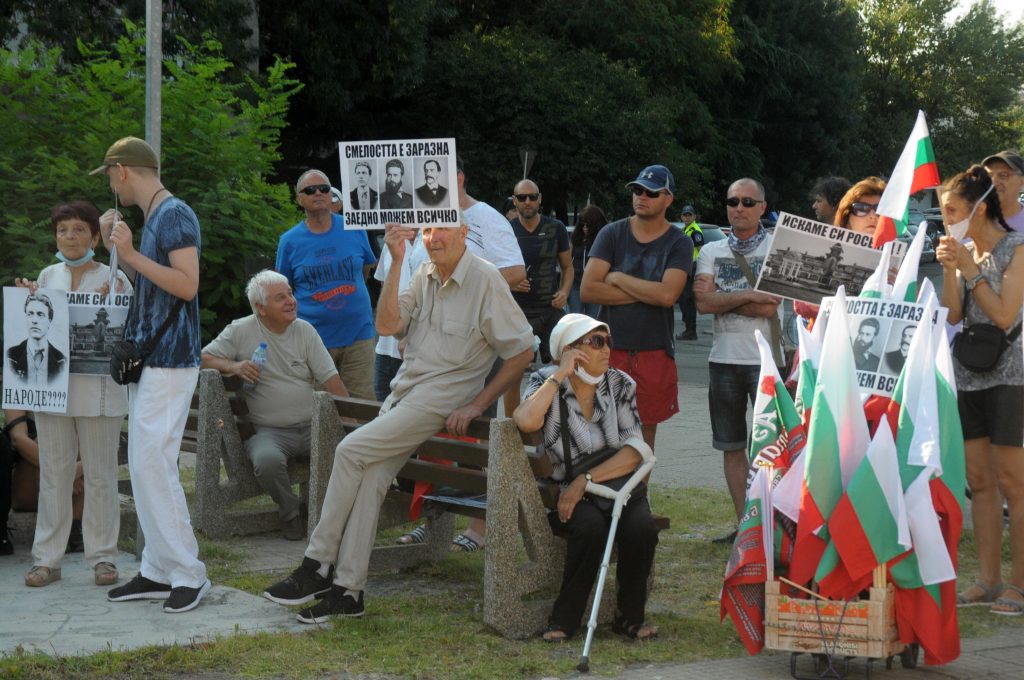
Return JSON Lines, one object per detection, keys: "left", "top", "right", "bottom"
{"left": 577, "top": 440, "right": 656, "bottom": 673}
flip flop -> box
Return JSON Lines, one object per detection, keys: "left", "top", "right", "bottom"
{"left": 990, "top": 585, "right": 1024, "bottom": 617}
{"left": 450, "top": 533, "right": 483, "bottom": 552}
{"left": 396, "top": 525, "right": 427, "bottom": 545}
{"left": 957, "top": 580, "right": 1004, "bottom": 607}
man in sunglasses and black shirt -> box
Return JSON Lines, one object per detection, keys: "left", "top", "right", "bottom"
{"left": 276, "top": 170, "right": 378, "bottom": 400}
{"left": 580, "top": 164, "right": 692, "bottom": 453}
{"left": 694, "top": 178, "right": 783, "bottom": 540}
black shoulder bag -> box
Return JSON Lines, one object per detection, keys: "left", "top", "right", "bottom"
{"left": 109, "top": 299, "right": 185, "bottom": 385}
{"left": 558, "top": 390, "right": 645, "bottom": 513}
{"left": 952, "top": 283, "right": 1022, "bottom": 373}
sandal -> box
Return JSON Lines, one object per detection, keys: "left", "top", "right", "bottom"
{"left": 396, "top": 525, "right": 427, "bottom": 545}
{"left": 542, "top": 624, "right": 569, "bottom": 642}
{"left": 25, "top": 565, "right": 61, "bottom": 588}
{"left": 94, "top": 561, "right": 119, "bottom": 586}
{"left": 957, "top": 580, "right": 1004, "bottom": 607}
{"left": 990, "top": 585, "right": 1024, "bottom": 617}
{"left": 612, "top": 615, "right": 658, "bottom": 640}
{"left": 450, "top": 533, "right": 483, "bottom": 552}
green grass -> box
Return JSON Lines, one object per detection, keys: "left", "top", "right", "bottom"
{"left": 4, "top": 487, "right": 1021, "bottom": 679}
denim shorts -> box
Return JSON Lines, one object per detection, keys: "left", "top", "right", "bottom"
{"left": 708, "top": 361, "right": 760, "bottom": 451}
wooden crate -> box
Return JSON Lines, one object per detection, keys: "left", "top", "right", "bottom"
{"left": 764, "top": 580, "right": 904, "bottom": 659}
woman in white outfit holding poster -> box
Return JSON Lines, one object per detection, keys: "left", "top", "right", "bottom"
{"left": 14, "top": 201, "right": 132, "bottom": 588}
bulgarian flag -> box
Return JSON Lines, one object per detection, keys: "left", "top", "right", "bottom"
{"left": 890, "top": 219, "right": 930, "bottom": 303}
{"left": 787, "top": 288, "right": 870, "bottom": 588}
{"left": 721, "top": 331, "right": 805, "bottom": 654}
{"left": 859, "top": 241, "right": 894, "bottom": 300}
{"left": 874, "top": 110, "right": 941, "bottom": 249}
{"left": 882, "top": 297, "right": 965, "bottom": 666}
{"left": 818, "top": 384, "right": 912, "bottom": 600}
{"left": 774, "top": 320, "right": 821, "bottom": 524}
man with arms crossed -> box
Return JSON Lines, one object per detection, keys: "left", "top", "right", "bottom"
{"left": 93, "top": 136, "right": 209, "bottom": 612}
{"left": 694, "top": 178, "right": 783, "bottom": 543}
{"left": 263, "top": 221, "right": 533, "bottom": 622}
{"left": 581, "top": 164, "right": 692, "bottom": 452}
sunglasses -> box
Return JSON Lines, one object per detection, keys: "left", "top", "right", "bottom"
{"left": 300, "top": 184, "right": 331, "bottom": 196}
{"left": 574, "top": 334, "right": 612, "bottom": 350}
{"left": 850, "top": 202, "right": 880, "bottom": 217}
{"left": 631, "top": 186, "right": 668, "bottom": 199}
{"left": 726, "top": 196, "right": 764, "bottom": 208}
{"left": 514, "top": 193, "right": 540, "bottom": 202}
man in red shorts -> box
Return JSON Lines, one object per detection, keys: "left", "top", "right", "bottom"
{"left": 580, "top": 164, "right": 693, "bottom": 449}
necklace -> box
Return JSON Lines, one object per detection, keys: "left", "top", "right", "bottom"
{"left": 145, "top": 187, "right": 170, "bottom": 219}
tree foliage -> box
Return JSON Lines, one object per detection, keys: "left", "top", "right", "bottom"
{"left": 0, "top": 22, "right": 301, "bottom": 338}
{"left": 857, "top": 0, "right": 1024, "bottom": 178}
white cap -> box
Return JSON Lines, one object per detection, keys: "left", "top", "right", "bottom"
{"left": 549, "top": 313, "right": 609, "bottom": 361}
{"left": 330, "top": 187, "right": 343, "bottom": 204}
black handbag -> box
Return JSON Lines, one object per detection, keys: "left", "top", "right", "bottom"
{"left": 558, "top": 391, "right": 645, "bottom": 513}
{"left": 952, "top": 285, "right": 1022, "bottom": 374}
{"left": 109, "top": 299, "right": 185, "bottom": 385}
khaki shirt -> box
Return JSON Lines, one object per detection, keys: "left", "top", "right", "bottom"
{"left": 388, "top": 250, "right": 533, "bottom": 416}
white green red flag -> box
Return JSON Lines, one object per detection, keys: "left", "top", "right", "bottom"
{"left": 890, "top": 219, "right": 929, "bottom": 302}
{"left": 817, "top": 408, "right": 911, "bottom": 600}
{"left": 881, "top": 297, "right": 965, "bottom": 665}
{"left": 874, "top": 110, "right": 941, "bottom": 249}
{"left": 859, "top": 240, "right": 894, "bottom": 300}
{"left": 721, "top": 331, "right": 805, "bottom": 654}
{"left": 788, "top": 288, "right": 871, "bottom": 588}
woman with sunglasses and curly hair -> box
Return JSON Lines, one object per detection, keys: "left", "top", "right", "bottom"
{"left": 834, "top": 176, "right": 888, "bottom": 236}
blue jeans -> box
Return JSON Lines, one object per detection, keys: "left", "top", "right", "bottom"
{"left": 373, "top": 353, "right": 404, "bottom": 402}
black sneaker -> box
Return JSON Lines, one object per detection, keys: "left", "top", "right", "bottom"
{"left": 163, "top": 580, "right": 211, "bottom": 613}
{"left": 297, "top": 586, "right": 364, "bottom": 624}
{"left": 262, "top": 557, "right": 333, "bottom": 605}
{"left": 107, "top": 573, "right": 172, "bottom": 601}
{"left": 0, "top": 525, "right": 12, "bottom": 556}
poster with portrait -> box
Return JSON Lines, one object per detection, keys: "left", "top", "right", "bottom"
{"left": 819, "top": 295, "right": 948, "bottom": 397}
{"left": 755, "top": 212, "right": 908, "bottom": 304}
{"left": 338, "top": 138, "right": 460, "bottom": 229}
{"left": 2, "top": 287, "right": 70, "bottom": 413}
{"left": 67, "top": 290, "right": 131, "bottom": 375}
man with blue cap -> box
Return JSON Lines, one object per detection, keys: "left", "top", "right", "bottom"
{"left": 579, "top": 164, "right": 693, "bottom": 454}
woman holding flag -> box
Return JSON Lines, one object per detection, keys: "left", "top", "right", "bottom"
{"left": 936, "top": 166, "right": 1024, "bottom": 615}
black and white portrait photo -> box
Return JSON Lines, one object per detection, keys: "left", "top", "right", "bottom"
{"left": 3, "top": 286, "right": 70, "bottom": 412}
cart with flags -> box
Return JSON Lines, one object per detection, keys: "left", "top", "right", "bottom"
{"left": 721, "top": 115, "right": 964, "bottom": 679}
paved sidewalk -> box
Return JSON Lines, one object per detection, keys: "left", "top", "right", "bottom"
{"left": 3, "top": 275, "right": 1020, "bottom": 678}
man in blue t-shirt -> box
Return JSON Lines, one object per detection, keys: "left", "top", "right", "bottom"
{"left": 276, "top": 170, "right": 377, "bottom": 400}
{"left": 93, "top": 135, "right": 210, "bottom": 613}
{"left": 581, "top": 164, "right": 692, "bottom": 452}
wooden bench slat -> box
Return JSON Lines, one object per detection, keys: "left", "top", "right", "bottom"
{"left": 397, "top": 458, "right": 488, "bottom": 494}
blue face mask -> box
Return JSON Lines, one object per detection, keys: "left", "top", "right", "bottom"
{"left": 56, "top": 248, "right": 95, "bottom": 267}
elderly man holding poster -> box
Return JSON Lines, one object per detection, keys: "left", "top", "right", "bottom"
{"left": 694, "top": 178, "right": 783, "bottom": 541}
{"left": 263, "top": 221, "right": 533, "bottom": 623}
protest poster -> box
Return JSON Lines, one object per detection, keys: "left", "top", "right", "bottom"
{"left": 338, "top": 138, "right": 460, "bottom": 229}
{"left": 68, "top": 290, "right": 131, "bottom": 375}
{"left": 2, "top": 287, "right": 70, "bottom": 413}
{"left": 755, "top": 212, "right": 907, "bottom": 304}
{"left": 820, "top": 295, "right": 948, "bottom": 397}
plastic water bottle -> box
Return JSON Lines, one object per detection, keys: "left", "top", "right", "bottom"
{"left": 243, "top": 342, "right": 268, "bottom": 390}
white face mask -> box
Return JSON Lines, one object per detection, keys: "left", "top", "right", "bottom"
{"left": 946, "top": 184, "right": 994, "bottom": 242}
{"left": 574, "top": 366, "right": 603, "bottom": 385}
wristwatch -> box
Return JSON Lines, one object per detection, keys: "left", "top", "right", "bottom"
{"left": 584, "top": 472, "right": 593, "bottom": 483}
{"left": 966, "top": 273, "right": 985, "bottom": 291}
